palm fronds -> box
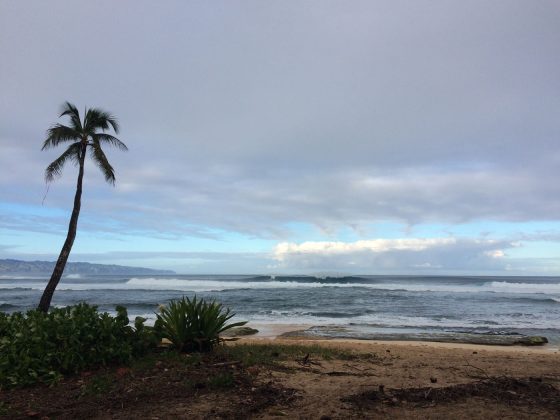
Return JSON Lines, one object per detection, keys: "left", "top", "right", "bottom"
{"left": 90, "top": 143, "right": 116, "bottom": 184}
{"left": 84, "top": 107, "right": 119, "bottom": 134}
{"left": 59, "top": 102, "right": 82, "bottom": 131}
{"left": 91, "top": 133, "right": 128, "bottom": 151}
{"left": 44, "top": 142, "right": 81, "bottom": 182}
{"left": 42, "top": 124, "right": 80, "bottom": 150}
{"left": 42, "top": 101, "right": 127, "bottom": 185}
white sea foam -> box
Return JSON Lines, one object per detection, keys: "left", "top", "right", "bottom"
{"left": 0, "top": 275, "right": 48, "bottom": 280}
{"left": 239, "top": 312, "right": 560, "bottom": 330}
{"left": 1, "top": 277, "right": 559, "bottom": 296}
{"left": 107, "top": 311, "right": 530, "bottom": 330}
{"left": 487, "top": 281, "right": 560, "bottom": 294}
{"left": 123, "top": 278, "right": 560, "bottom": 295}
{"left": 124, "top": 278, "right": 361, "bottom": 291}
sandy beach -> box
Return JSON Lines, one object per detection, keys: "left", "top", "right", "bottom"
{"left": 232, "top": 325, "right": 560, "bottom": 419}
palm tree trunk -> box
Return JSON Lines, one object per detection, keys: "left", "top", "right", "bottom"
{"left": 38, "top": 144, "right": 87, "bottom": 312}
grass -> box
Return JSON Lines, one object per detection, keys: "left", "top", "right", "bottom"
{"left": 208, "top": 372, "right": 235, "bottom": 389}
{"left": 216, "top": 342, "right": 375, "bottom": 367}
{"left": 129, "top": 349, "right": 203, "bottom": 371}
{"left": 81, "top": 373, "right": 115, "bottom": 396}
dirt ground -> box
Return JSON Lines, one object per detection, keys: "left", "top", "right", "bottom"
{"left": 1, "top": 338, "right": 559, "bottom": 419}
{"left": 252, "top": 338, "right": 560, "bottom": 419}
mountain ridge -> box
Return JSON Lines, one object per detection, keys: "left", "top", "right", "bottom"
{"left": 0, "top": 259, "right": 175, "bottom": 275}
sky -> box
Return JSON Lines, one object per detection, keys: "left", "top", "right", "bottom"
{"left": 1, "top": 1, "right": 560, "bottom": 275}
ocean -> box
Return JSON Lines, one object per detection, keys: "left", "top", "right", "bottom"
{"left": 1, "top": 274, "right": 560, "bottom": 345}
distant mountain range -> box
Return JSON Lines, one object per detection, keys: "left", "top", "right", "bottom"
{"left": 0, "top": 259, "right": 175, "bottom": 275}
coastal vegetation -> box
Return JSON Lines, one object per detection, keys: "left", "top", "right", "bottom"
{"left": 155, "top": 296, "right": 247, "bottom": 352}
{"left": 0, "top": 304, "right": 155, "bottom": 388}
{"left": 38, "top": 102, "right": 128, "bottom": 312}
{"left": 0, "top": 297, "right": 243, "bottom": 389}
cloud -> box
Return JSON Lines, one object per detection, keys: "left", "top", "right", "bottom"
{"left": 272, "top": 237, "right": 516, "bottom": 272}
{"left": 1, "top": 1, "right": 560, "bottom": 275}
{"left": 67, "top": 164, "right": 560, "bottom": 236}
{"left": 274, "top": 238, "right": 458, "bottom": 259}
{"left": 3, "top": 142, "right": 560, "bottom": 239}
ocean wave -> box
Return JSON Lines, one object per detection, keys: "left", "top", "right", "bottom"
{"left": 124, "top": 278, "right": 376, "bottom": 291}
{"left": 96, "top": 307, "right": 560, "bottom": 332}
{"left": 1, "top": 276, "right": 559, "bottom": 296}
{"left": 245, "top": 312, "right": 560, "bottom": 330}
{"left": 129, "top": 278, "right": 560, "bottom": 295}
{"left": 507, "top": 296, "right": 560, "bottom": 304}
{"left": 248, "top": 275, "right": 370, "bottom": 283}
{"left": 0, "top": 275, "right": 48, "bottom": 280}
{"left": 0, "top": 287, "right": 33, "bottom": 291}
{"left": 487, "top": 281, "right": 560, "bottom": 294}
{"left": 123, "top": 278, "right": 560, "bottom": 295}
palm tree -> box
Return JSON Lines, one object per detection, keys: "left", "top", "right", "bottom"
{"left": 38, "top": 102, "right": 127, "bottom": 312}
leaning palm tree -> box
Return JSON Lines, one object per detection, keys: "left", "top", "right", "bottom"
{"left": 38, "top": 102, "right": 127, "bottom": 312}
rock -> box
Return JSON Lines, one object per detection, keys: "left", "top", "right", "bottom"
{"left": 514, "top": 336, "right": 548, "bottom": 346}
{"left": 220, "top": 326, "right": 259, "bottom": 337}
{"left": 278, "top": 329, "right": 312, "bottom": 338}
{"left": 281, "top": 325, "right": 550, "bottom": 346}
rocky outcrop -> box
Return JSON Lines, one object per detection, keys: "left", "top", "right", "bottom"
{"left": 279, "top": 325, "right": 549, "bottom": 346}
{"left": 221, "top": 326, "right": 259, "bottom": 337}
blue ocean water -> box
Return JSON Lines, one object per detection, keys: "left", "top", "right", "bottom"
{"left": 1, "top": 274, "right": 560, "bottom": 344}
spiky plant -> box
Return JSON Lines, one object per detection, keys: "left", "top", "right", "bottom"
{"left": 38, "top": 102, "right": 127, "bottom": 312}
{"left": 156, "top": 296, "right": 247, "bottom": 352}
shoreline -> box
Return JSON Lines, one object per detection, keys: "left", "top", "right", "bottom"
{"left": 244, "top": 322, "right": 560, "bottom": 353}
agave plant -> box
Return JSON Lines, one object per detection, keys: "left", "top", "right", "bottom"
{"left": 155, "top": 296, "right": 247, "bottom": 352}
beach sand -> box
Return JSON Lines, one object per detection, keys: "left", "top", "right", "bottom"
{"left": 238, "top": 324, "right": 560, "bottom": 419}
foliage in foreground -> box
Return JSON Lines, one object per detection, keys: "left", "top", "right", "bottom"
{"left": 155, "top": 296, "right": 247, "bottom": 352}
{"left": 0, "top": 303, "right": 157, "bottom": 388}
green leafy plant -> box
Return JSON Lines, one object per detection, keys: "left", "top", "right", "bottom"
{"left": 0, "top": 303, "right": 157, "bottom": 388}
{"left": 155, "top": 296, "right": 247, "bottom": 352}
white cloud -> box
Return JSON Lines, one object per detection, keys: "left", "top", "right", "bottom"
{"left": 274, "top": 238, "right": 457, "bottom": 260}
{"left": 272, "top": 237, "right": 516, "bottom": 272}
{"left": 484, "top": 249, "right": 505, "bottom": 258}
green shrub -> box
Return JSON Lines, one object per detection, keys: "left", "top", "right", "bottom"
{"left": 155, "top": 296, "right": 246, "bottom": 352}
{"left": 0, "top": 303, "right": 158, "bottom": 388}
